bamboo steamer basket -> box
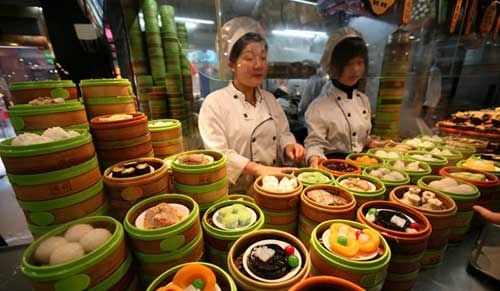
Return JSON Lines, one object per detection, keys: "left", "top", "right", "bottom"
{"left": 21, "top": 216, "right": 127, "bottom": 291}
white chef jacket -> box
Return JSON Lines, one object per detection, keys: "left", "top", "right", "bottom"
{"left": 198, "top": 82, "right": 297, "bottom": 193}
{"left": 304, "top": 82, "right": 371, "bottom": 160}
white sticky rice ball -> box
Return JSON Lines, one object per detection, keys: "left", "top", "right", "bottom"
{"left": 33, "top": 236, "right": 68, "bottom": 265}
{"left": 64, "top": 224, "right": 94, "bottom": 243}
{"left": 49, "top": 242, "right": 85, "bottom": 265}
{"left": 79, "top": 228, "right": 112, "bottom": 252}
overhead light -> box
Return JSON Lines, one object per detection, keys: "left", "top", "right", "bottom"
{"left": 272, "top": 29, "right": 327, "bottom": 38}
{"left": 290, "top": 0, "right": 317, "bottom": 6}
{"left": 174, "top": 17, "right": 214, "bottom": 25}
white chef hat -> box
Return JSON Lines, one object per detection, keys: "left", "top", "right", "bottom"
{"left": 320, "top": 27, "right": 363, "bottom": 77}
{"left": 216, "top": 17, "right": 265, "bottom": 66}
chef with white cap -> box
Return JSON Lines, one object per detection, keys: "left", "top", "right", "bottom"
{"left": 198, "top": 17, "right": 305, "bottom": 193}
{"left": 305, "top": 27, "right": 383, "bottom": 168}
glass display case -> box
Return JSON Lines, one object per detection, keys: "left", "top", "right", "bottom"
{"left": 111, "top": 0, "right": 499, "bottom": 152}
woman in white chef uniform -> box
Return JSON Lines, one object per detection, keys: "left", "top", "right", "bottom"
{"left": 198, "top": 17, "right": 305, "bottom": 193}
{"left": 305, "top": 27, "right": 382, "bottom": 168}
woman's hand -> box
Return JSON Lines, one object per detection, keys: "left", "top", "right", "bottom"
{"left": 367, "top": 136, "right": 393, "bottom": 148}
{"left": 244, "top": 162, "right": 297, "bottom": 177}
{"left": 255, "top": 164, "right": 298, "bottom": 177}
{"left": 285, "top": 143, "right": 306, "bottom": 161}
{"left": 308, "top": 155, "right": 324, "bottom": 168}
{"left": 473, "top": 205, "right": 500, "bottom": 224}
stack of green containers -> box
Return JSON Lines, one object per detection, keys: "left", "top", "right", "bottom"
{"left": 177, "top": 22, "right": 193, "bottom": 135}
{"left": 128, "top": 16, "right": 148, "bottom": 75}
{"left": 136, "top": 75, "right": 153, "bottom": 118}
{"left": 176, "top": 22, "right": 188, "bottom": 49}
{"left": 159, "top": 5, "right": 186, "bottom": 121}
{"left": 373, "top": 29, "right": 412, "bottom": 140}
{"left": 143, "top": 0, "right": 166, "bottom": 81}
{"left": 149, "top": 85, "right": 168, "bottom": 119}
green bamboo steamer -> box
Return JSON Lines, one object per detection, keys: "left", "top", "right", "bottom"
{"left": 84, "top": 96, "right": 135, "bottom": 105}
{"left": 310, "top": 219, "right": 391, "bottom": 290}
{"left": 292, "top": 167, "right": 335, "bottom": 187}
{"left": 124, "top": 193, "right": 200, "bottom": 253}
{"left": 387, "top": 159, "right": 432, "bottom": 184}
{"left": 173, "top": 178, "right": 228, "bottom": 206}
{"left": 405, "top": 151, "right": 448, "bottom": 175}
{"left": 263, "top": 220, "right": 298, "bottom": 234}
{"left": 0, "top": 130, "right": 95, "bottom": 174}
{"left": 362, "top": 165, "right": 410, "bottom": 199}
{"left": 335, "top": 174, "right": 386, "bottom": 207}
{"left": 423, "top": 146, "right": 463, "bottom": 166}
{"left": 9, "top": 101, "right": 87, "bottom": 133}
{"left": 202, "top": 200, "right": 264, "bottom": 269}
{"left": 346, "top": 153, "right": 385, "bottom": 169}
{"left": 21, "top": 215, "right": 124, "bottom": 290}
{"left": 18, "top": 179, "right": 104, "bottom": 226}
{"left": 167, "top": 98, "right": 185, "bottom": 106}
{"left": 137, "top": 75, "right": 154, "bottom": 86}
{"left": 457, "top": 156, "right": 500, "bottom": 177}
{"left": 417, "top": 175, "right": 480, "bottom": 242}
{"left": 401, "top": 138, "right": 435, "bottom": 150}
{"left": 146, "top": 262, "right": 237, "bottom": 291}
{"left": 366, "top": 148, "right": 404, "bottom": 162}
{"left": 446, "top": 144, "right": 476, "bottom": 158}
{"left": 8, "top": 156, "right": 99, "bottom": 201}
{"left": 171, "top": 150, "right": 227, "bottom": 174}
{"left": 27, "top": 202, "right": 108, "bottom": 237}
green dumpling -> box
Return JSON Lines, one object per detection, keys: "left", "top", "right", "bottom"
{"left": 238, "top": 209, "right": 252, "bottom": 227}
{"left": 223, "top": 213, "right": 239, "bottom": 229}
{"left": 217, "top": 206, "right": 232, "bottom": 219}
{"left": 231, "top": 204, "right": 246, "bottom": 214}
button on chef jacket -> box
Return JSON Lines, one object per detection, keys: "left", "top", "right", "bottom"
{"left": 304, "top": 81, "right": 371, "bottom": 160}
{"left": 198, "top": 82, "right": 297, "bottom": 192}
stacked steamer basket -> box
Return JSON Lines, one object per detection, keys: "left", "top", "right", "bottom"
{"left": 148, "top": 85, "right": 168, "bottom": 120}
{"left": 9, "top": 80, "right": 78, "bottom": 105}
{"left": 124, "top": 194, "right": 204, "bottom": 287}
{"left": 146, "top": 262, "right": 237, "bottom": 291}
{"left": 405, "top": 150, "right": 448, "bottom": 175}
{"left": 128, "top": 16, "right": 149, "bottom": 76}
{"left": 9, "top": 100, "right": 89, "bottom": 135}
{"left": 390, "top": 185, "right": 457, "bottom": 268}
{"left": 309, "top": 219, "right": 391, "bottom": 291}
{"left": 253, "top": 174, "right": 303, "bottom": 235}
{"left": 143, "top": 0, "right": 167, "bottom": 84}
{"left": 21, "top": 216, "right": 138, "bottom": 290}
{"left": 336, "top": 174, "right": 386, "bottom": 212}
{"left": 299, "top": 184, "right": 356, "bottom": 249}
{"left": 136, "top": 75, "right": 154, "bottom": 118}
{"left": 148, "top": 119, "right": 184, "bottom": 159}
{"left": 418, "top": 175, "right": 480, "bottom": 243}
{"left": 387, "top": 158, "right": 432, "bottom": 184}
{"left": 103, "top": 157, "right": 168, "bottom": 220}
{"left": 90, "top": 112, "right": 153, "bottom": 170}
{"left": 357, "top": 201, "right": 431, "bottom": 290}
{"left": 177, "top": 21, "right": 195, "bottom": 136}
{"left": 440, "top": 166, "right": 500, "bottom": 225}
{"left": 171, "top": 150, "right": 229, "bottom": 213}
{"left": 372, "top": 29, "right": 412, "bottom": 140}
{"left": 202, "top": 199, "right": 265, "bottom": 270}
{"left": 159, "top": 5, "right": 187, "bottom": 123}
{"left": 363, "top": 165, "right": 410, "bottom": 199}
{"left": 80, "top": 78, "right": 136, "bottom": 120}
{"left": 227, "top": 229, "right": 311, "bottom": 291}
{"left": 0, "top": 127, "right": 106, "bottom": 237}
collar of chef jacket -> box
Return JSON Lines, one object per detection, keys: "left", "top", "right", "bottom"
{"left": 228, "top": 81, "right": 264, "bottom": 105}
